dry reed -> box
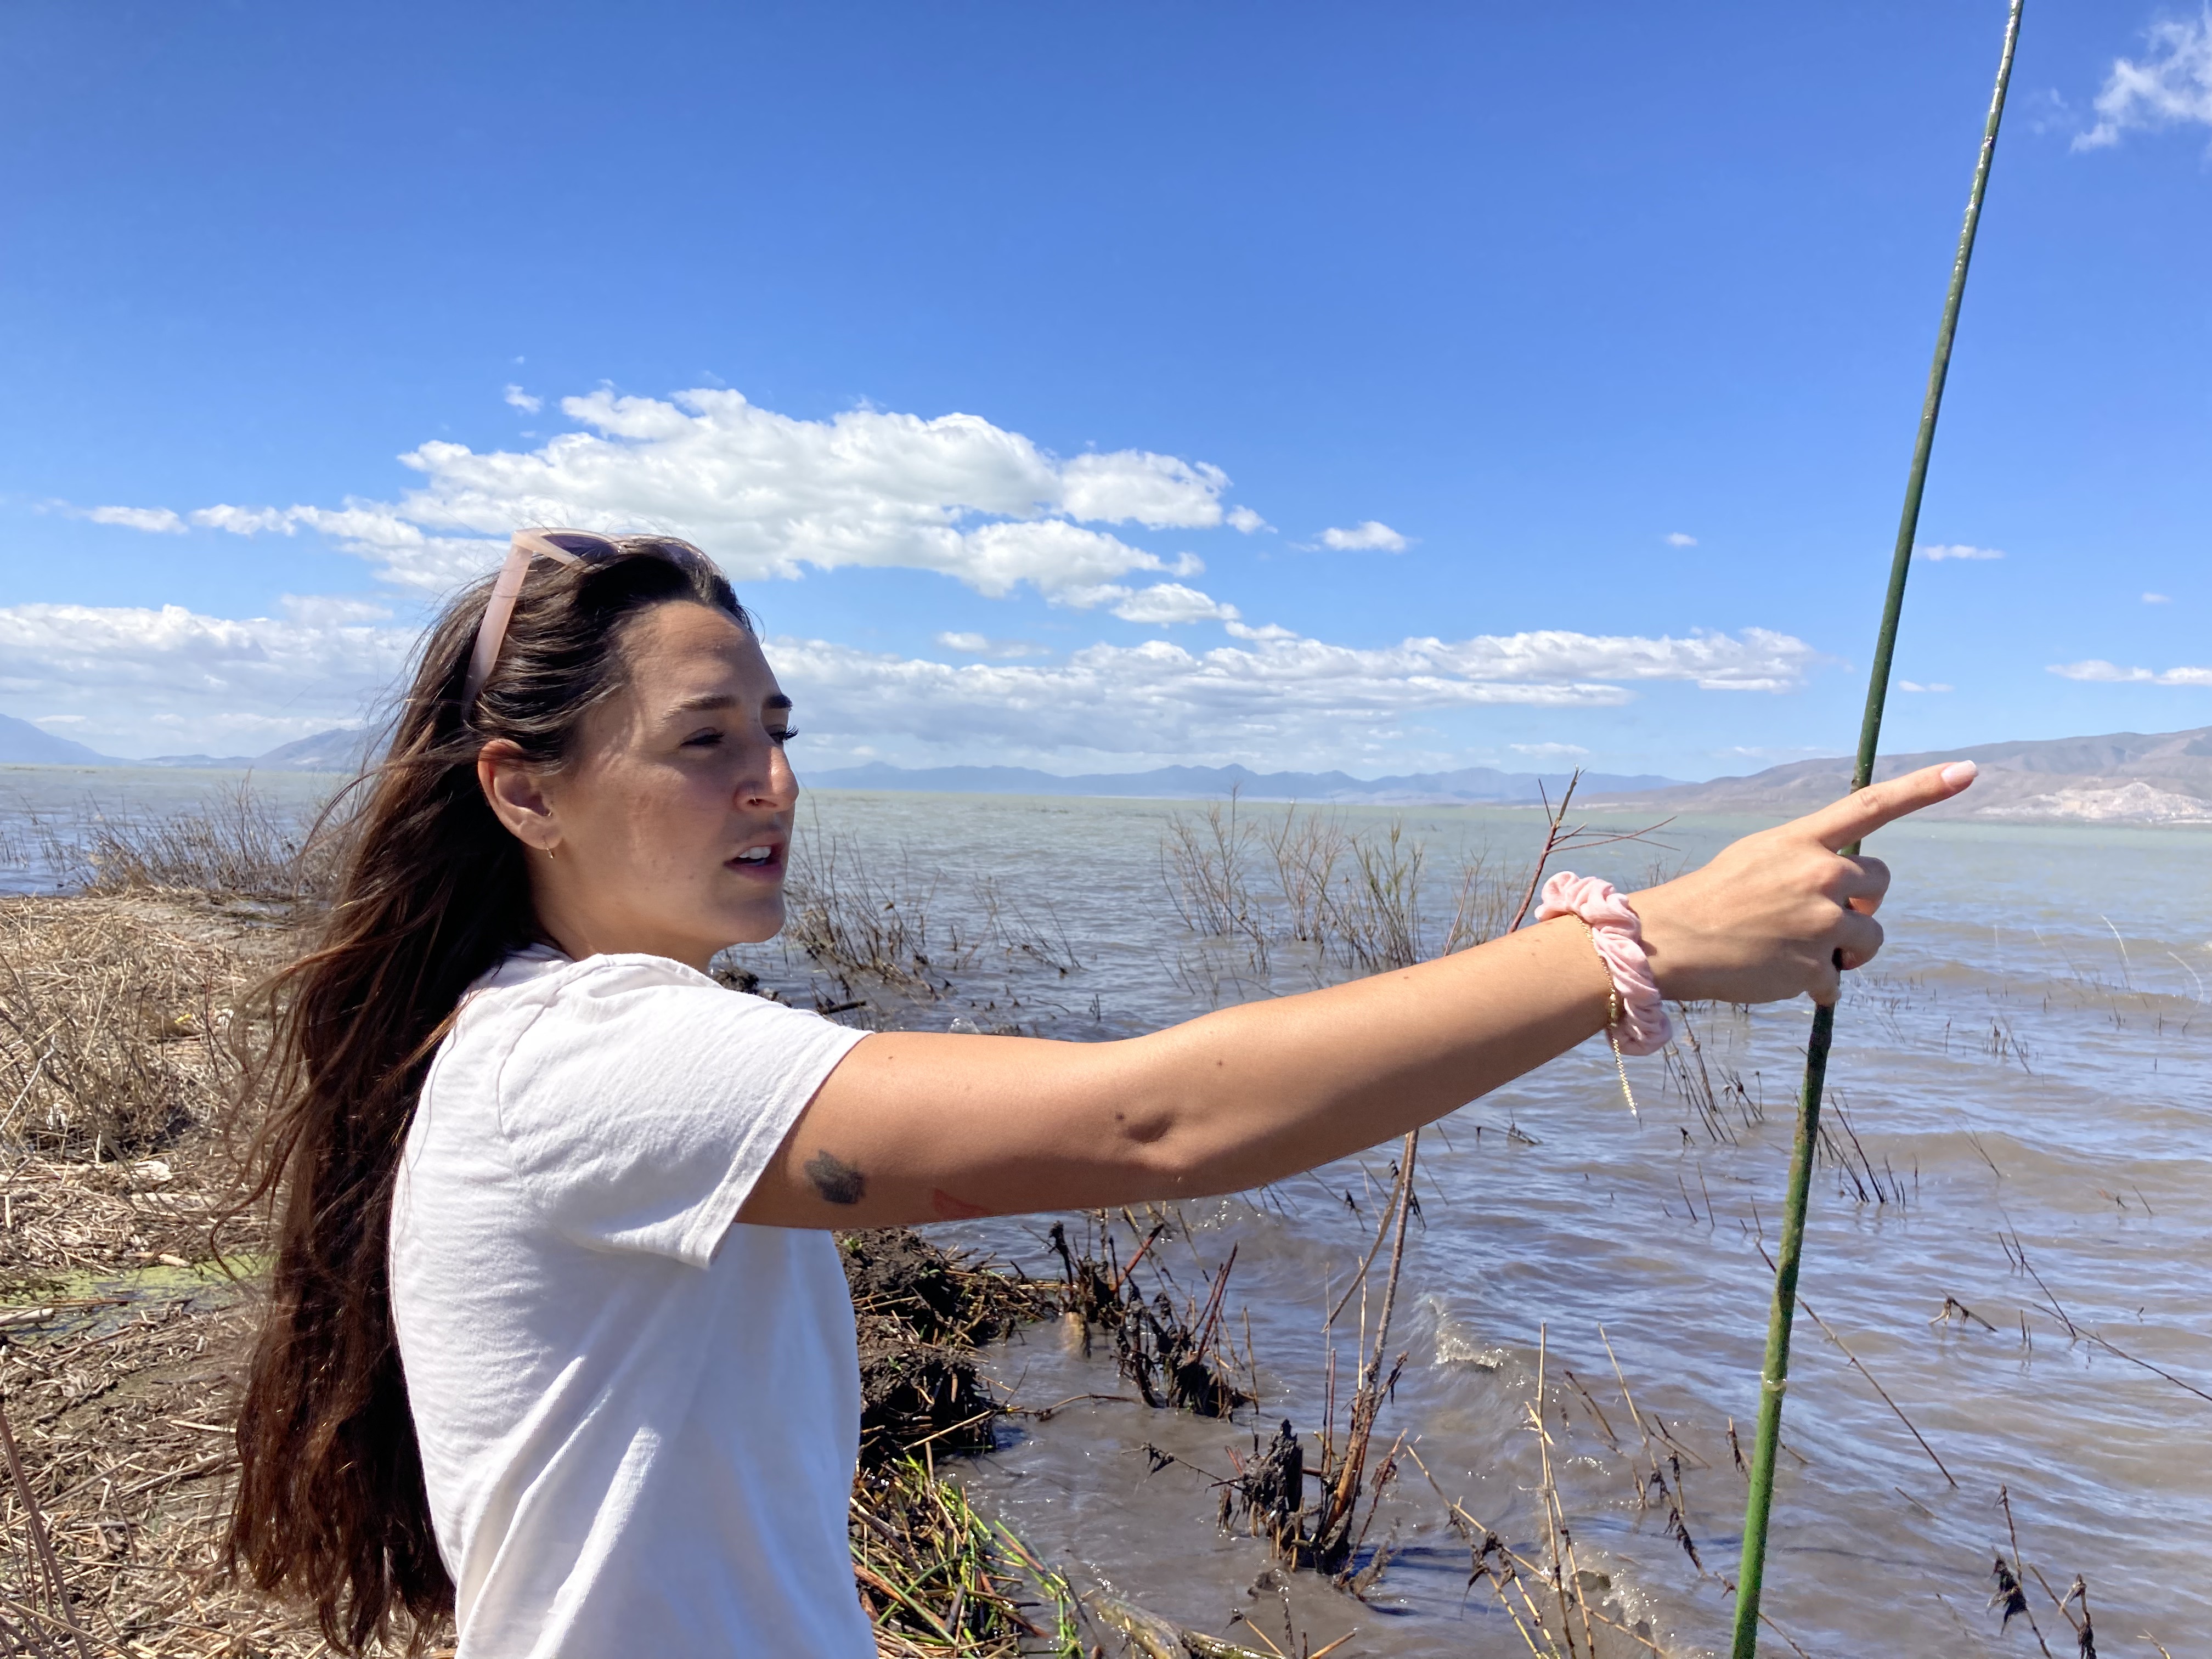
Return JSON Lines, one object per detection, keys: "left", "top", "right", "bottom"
{"left": 32, "top": 785, "right": 338, "bottom": 904}
{"left": 0, "top": 847, "right": 1075, "bottom": 1655}
{"left": 738, "top": 817, "right": 1081, "bottom": 1028}
{"left": 1045, "top": 1215, "right": 1251, "bottom": 1420}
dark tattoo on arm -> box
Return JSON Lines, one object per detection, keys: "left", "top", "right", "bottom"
{"left": 805, "top": 1150, "right": 867, "bottom": 1205}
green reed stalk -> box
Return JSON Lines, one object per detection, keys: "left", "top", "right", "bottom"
{"left": 1728, "top": 5, "right": 2023, "bottom": 1652}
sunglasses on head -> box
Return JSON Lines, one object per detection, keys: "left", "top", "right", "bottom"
{"left": 462, "top": 528, "right": 715, "bottom": 708}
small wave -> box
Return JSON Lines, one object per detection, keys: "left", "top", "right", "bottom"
{"left": 1433, "top": 1332, "right": 1510, "bottom": 1369}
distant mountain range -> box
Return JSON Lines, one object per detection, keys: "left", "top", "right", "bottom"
{"left": 0, "top": 713, "right": 377, "bottom": 773}
{"left": 5, "top": 710, "right": 2209, "bottom": 821}
{"left": 0, "top": 713, "right": 113, "bottom": 767}
{"left": 1599, "top": 725, "right": 2212, "bottom": 824}
{"left": 807, "top": 760, "right": 1683, "bottom": 804}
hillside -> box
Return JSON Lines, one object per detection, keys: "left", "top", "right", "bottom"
{"left": 0, "top": 721, "right": 380, "bottom": 772}
{"left": 1599, "top": 726, "right": 2212, "bottom": 824}
{"left": 0, "top": 712, "right": 115, "bottom": 766}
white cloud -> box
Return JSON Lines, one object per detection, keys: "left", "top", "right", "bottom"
{"left": 1665, "top": 532, "right": 1697, "bottom": 548}
{"left": 1098, "top": 583, "right": 1242, "bottom": 627}
{"left": 765, "top": 625, "right": 1820, "bottom": 763}
{"left": 1058, "top": 452, "right": 1228, "bottom": 527}
{"left": 1318, "top": 520, "right": 1409, "bottom": 552}
{"left": 2076, "top": 9, "right": 2212, "bottom": 150}
{"left": 279, "top": 594, "right": 396, "bottom": 625}
{"left": 146, "top": 388, "right": 1266, "bottom": 601}
{"left": 1510, "top": 742, "right": 1592, "bottom": 761}
{"left": 1422, "top": 625, "right": 1820, "bottom": 692}
{"left": 2049, "top": 658, "right": 2212, "bottom": 686}
{"left": 1897, "top": 680, "right": 1954, "bottom": 693}
{"left": 1918, "top": 544, "right": 2004, "bottom": 562}
{"left": 191, "top": 505, "right": 297, "bottom": 535}
{"left": 504, "top": 385, "right": 543, "bottom": 414}
{"left": 0, "top": 601, "right": 414, "bottom": 755}
{"left": 21, "top": 387, "right": 1838, "bottom": 764}
{"left": 2144, "top": 592, "right": 2173, "bottom": 605}
{"left": 80, "top": 505, "right": 187, "bottom": 534}
{"left": 0, "top": 598, "right": 1821, "bottom": 766}
{"left": 932, "top": 631, "right": 1048, "bottom": 660}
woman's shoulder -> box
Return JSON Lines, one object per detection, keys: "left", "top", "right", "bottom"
{"left": 441, "top": 949, "right": 865, "bottom": 1144}
{"left": 473, "top": 947, "right": 710, "bottom": 1001}
{"left": 456, "top": 948, "right": 845, "bottom": 1055}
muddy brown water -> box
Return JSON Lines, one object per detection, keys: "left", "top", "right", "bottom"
{"left": 10, "top": 771, "right": 2209, "bottom": 1655}
{"left": 736, "top": 792, "right": 2212, "bottom": 1658}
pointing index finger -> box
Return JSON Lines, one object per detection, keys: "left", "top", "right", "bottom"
{"left": 1799, "top": 760, "right": 1978, "bottom": 851}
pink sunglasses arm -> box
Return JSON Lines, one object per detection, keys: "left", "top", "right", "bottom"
{"left": 460, "top": 531, "right": 585, "bottom": 709}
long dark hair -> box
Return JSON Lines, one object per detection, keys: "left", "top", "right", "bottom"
{"left": 225, "top": 537, "right": 752, "bottom": 1653}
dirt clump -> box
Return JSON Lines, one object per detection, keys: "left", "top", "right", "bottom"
{"left": 840, "top": 1228, "right": 1060, "bottom": 1469}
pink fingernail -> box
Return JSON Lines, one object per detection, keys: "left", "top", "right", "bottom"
{"left": 1940, "top": 760, "right": 1977, "bottom": 788}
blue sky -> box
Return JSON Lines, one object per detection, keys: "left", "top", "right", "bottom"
{"left": 1, "top": 1, "right": 2205, "bottom": 776}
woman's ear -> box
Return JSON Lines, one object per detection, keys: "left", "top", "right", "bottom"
{"left": 477, "top": 740, "right": 560, "bottom": 854}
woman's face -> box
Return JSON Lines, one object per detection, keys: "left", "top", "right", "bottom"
{"left": 482, "top": 600, "right": 800, "bottom": 969}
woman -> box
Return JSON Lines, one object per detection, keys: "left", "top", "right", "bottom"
{"left": 227, "top": 530, "right": 1973, "bottom": 1657}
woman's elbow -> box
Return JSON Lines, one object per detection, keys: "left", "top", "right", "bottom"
{"left": 1106, "top": 1111, "right": 1263, "bottom": 1204}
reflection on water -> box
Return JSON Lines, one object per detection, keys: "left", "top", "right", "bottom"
{"left": 11, "top": 769, "right": 2209, "bottom": 1654}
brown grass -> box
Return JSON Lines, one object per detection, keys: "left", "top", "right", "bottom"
{"left": 0, "top": 898, "right": 283, "bottom": 1178}
{"left": 0, "top": 894, "right": 310, "bottom": 1656}
{"left": 33, "top": 786, "right": 340, "bottom": 905}
{"left": 1161, "top": 799, "right": 1530, "bottom": 1008}
{"left": 0, "top": 882, "right": 1075, "bottom": 1657}
{"left": 729, "top": 817, "right": 1081, "bottom": 1031}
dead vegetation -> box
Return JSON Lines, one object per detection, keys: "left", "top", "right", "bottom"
{"left": 0, "top": 897, "right": 287, "bottom": 1184}
{"left": 1160, "top": 795, "right": 1519, "bottom": 992}
{"left": 1158, "top": 779, "right": 1667, "bottom": 1003}
{"left": 845, "top": 1228, "right": 1060, "bottom": 1471}
{"left": 1045, "top": 1216, "right": 1252, "bottom": 1420}
{"left": 725, "top": 817, "right": 1081, "bottom": 1030}
{"left": 838, "top": 1229, "right": 1082, "bottom": 1656}
{"left": 1427, "top": 1324, "right": 1727, "bottom": 1659}
{"left": 0, "top": 859, "right": 1082, "bottom": 1656}
{"left": 29, "top": 786, "right": 340, "bottom": 906}
{"left": 0, "top": 893, "right": 310, "bottom": 1656}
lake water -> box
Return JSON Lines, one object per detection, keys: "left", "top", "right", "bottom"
{"left": 0, "top": 764, "right": 343, "bottom": 893}
{"left": 6, "top": 765, "right": 2208, "bottom": 1657}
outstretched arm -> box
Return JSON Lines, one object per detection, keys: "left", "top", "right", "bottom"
{"left": 738, "top": 761, "right": 1974, "bottom": 1229}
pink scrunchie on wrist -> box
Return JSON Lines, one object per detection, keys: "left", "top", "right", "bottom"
{"left": 1534, "top": 871, "right": 1672, "bottom": 1057}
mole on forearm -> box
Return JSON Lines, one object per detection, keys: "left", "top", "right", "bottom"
{"left": 804, "top": 1150, "right": 867, "bottom": 1205}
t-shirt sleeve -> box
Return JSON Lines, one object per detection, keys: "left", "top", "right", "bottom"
{"left": 493, "top": 957, "right": 867, "bottom": 1266}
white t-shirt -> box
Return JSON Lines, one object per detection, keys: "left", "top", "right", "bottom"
{"left": 390, "top": 947, "right": 872, "bottom": 1658}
